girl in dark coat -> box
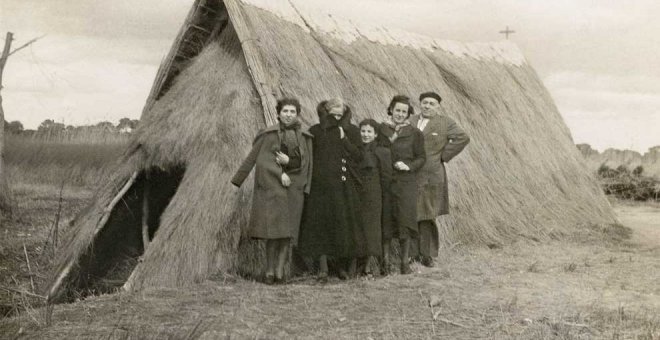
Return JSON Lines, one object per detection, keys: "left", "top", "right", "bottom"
{"left": 298, "top": 98, "right": 364, "bottom": 281}
{"left": 378, "top": 95, "right": 426, "bottom": 274}
{"left": 231, "top": 98, "right": 313, "bottom": 284}
{"left": 357, "top": 119, "right": 393, "bottom": 275}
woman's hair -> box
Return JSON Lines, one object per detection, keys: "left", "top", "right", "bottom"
{"left": 324, "top": 97, "right": 346, "bottom": 113}
{"left": 359, "top": 118, "right": 379, "bottom": 132}
{"left": 276, "top": 97, "right": 301, "bottom": 115}
{"left": 386, "top": 95, "right": 414, "bottom": 117}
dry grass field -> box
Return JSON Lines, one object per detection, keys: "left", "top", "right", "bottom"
{"left": 1, "top": 138, "right": 659, "bottom": 339}
{"left": 4, "top": 134, "right": 127, "bottom": 187}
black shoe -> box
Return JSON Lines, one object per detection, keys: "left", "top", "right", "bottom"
{"left": 317, "top": 272, "right": 328, "bottom": 283}
{"left": 421, "top": 256, "right": 435, "bottom": 268}
{"left": 338, "top": 269, "right": 350, "bottom": 280}
{"left": 380, "top": 262, "right": 391, "bottom": 276}
{"left": 274, "top": 276, "right": 287, "bottom": 285}
{"left": 264, "top": 274, "right": 275, "bottom": 285}
{"left": 400, "top": 263, "right": 412, "bottom": 275}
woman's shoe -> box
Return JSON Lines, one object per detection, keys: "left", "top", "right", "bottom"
{"left": 400, "top": 262, "right": 412, "bottom": 275}
{"left": 264, "top": 274, "right": 275, "bottom": 285}
{"left": 317, "top": 271, "right": 329, "bottom": 283}
{"left": 381, "top": 265, "right": 391, "bottom": 276}
{"left": 421, "top": 256, "right": 435, "bottom": 268}
{"left": 381, "top": 258, "right": 391, "bottom": 276}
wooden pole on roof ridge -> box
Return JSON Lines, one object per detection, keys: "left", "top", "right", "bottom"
{"left": 142, "top": 0, "right": 205, "bottom": 115}
{"left": 224, "top": 0, "right": 279, "bottom": 127}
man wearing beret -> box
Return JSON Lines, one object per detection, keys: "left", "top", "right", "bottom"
{"left": 409, "top": 91, "right": 470, "bottom": 267}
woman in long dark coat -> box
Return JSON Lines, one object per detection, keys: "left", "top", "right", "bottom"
{"left": 298, "top": 98, "right": 364, "bottom": 281}
{"left": 357, "top": 119, "right": 393, "bottom": 275}
{"left": 378, "top": 95, "right": 425, "bottom": 274}
{"left": 231, "top": 98, "right": 313, "bottom": 284}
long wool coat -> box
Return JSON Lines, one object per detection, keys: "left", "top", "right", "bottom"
{"left": 231, "top": 124, "right": 313, "bottom": 243}
{"left": 357, "top": 142, "right": 393, "bottom": 257}
{"left": 298, "top": 103, "right": 364, "bottom": 259}
{"left": 379, "top": 122, "right": 426, "bottom": 238}
{"left": 409, "top": 114, "right": 470, "bottom": 219}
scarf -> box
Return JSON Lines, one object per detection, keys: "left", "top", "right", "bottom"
{"left": 279, "top": 119, "right": 301, "bottom": 131}
{"left": 360, "top": 141, "right": 378, "bottom": 170}
{"left": 384, "top": 117, "right": 410, "bottom": 142}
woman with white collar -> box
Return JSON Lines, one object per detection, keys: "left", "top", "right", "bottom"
{"left": 378, "top": 95, "right": 426, "bottom": 274}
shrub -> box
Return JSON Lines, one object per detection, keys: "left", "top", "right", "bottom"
{"left": 597, "top": 164, "right": 618, "bottom": 178}
{"left": 616, "top": 165, "right": 629, "bottom": 175}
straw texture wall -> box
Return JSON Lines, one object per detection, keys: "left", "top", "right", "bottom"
{"left": 233, "top": 1, "right": 616, "bottom": 245}
{"left": 124, "top": 23, "right": 263, "bottom": 290}
{"left": 48, "top": 0, "right": 616, "bottom": 298}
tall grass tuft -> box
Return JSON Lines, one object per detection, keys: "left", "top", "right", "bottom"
{"left": 5, "top": 134, "right": 128, "bottom": 187}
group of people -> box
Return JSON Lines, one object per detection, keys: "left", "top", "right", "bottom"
{"left": 231, "top": 92, "right": 470, "bottom": 284}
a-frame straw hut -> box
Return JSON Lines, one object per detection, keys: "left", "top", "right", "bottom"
{"left": 46, "top": 0, "right": 616, "bottom": 302}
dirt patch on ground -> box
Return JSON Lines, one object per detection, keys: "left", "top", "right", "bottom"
{"left": 614, "top": 202, "right": 660, "bottom": 248}
{"left": 1, "top": 197, "right": 659, "bottom": 339}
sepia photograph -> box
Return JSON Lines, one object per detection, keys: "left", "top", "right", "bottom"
{"left": 1, "top": 0, "right": 659, "bottom": 338}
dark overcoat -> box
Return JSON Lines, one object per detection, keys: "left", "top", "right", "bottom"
{"left": 409, "top": 114, "right": 470, "bottom": 219}
{"left": 231, "top": 124, "right": 313, "bottom": 243}
{"left": 357, "top": 142, "right": 393, "bottom": 257}
{"left": 298, "top": 102, "right": 364, "bottom": 259}
{"left": 379, "top": 122, "right": 426, "bottom": 238}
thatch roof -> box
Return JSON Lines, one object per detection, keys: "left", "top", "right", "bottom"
{"left": 46, "top": 0, "right": 616, "bottom": 302}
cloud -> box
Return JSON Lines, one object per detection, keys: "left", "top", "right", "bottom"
{"left": 545, "top": 72, "right": 660, "bottom": 152}
{"left": 545, "top": 72, "right": 660, "bottom": 94}
{"left": 1, "top": 0, "right": 190, "bottom": 39}
{"left": 3, "top": 0, "right": 659, "bottom": 154}
{"left": 4, "top": 59, "right": 157, "bottom": 129}
{"left": 4, "top": 89, "right": 150, "bottom": 129}
{"left": 563, "top": 111, "right": 660, "bottom": 153}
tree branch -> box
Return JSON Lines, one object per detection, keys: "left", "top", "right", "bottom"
{"left": 9, "top": 35, "right": 45, "bottom": 57}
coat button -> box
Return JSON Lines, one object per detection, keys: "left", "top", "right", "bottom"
{"left": 341, "top": 158, "right": 347, "bottom": 164}
{"left": 341, "top": 166, "right": 347, "bottom": 172}
{"left": 341, "top": 176, "right": 346, "bottom": 181}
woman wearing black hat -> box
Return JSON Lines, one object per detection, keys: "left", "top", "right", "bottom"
{"left": 378, "top": 95, "right": 426, "bottom": 274}
{"left": 298, "top": 98, "right": 364, "bottom": 281}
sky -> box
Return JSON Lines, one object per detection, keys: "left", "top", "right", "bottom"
{"left": 1, "top": 0, "right": 658, "bottom": 153}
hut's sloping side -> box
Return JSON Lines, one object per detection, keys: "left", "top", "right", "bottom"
{"left": 46, "top": 153, "right": 143, "bottom": 300}
{"left": 123, "top": 22, "right": 263, "bottom": 291}
{"left": 232, "top": 0, "right": 616, "bottom": 244}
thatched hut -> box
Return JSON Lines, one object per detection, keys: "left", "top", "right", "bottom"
{"left": 46, "top": 0, "right": 615, "bottom": 302}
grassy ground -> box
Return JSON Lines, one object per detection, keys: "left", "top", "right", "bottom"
{"left": 0, "top": 182, "right": 658, "bottom": 338}
{"left": 0, "top": 139, "right": 658, "bottom": 338}
{"left": 0, "top": 182, "right": 92, "bottom": 319}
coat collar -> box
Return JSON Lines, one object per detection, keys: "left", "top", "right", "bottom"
{"left": 257, "top": 123, "right": 313, "bottom": 138}
{"left": 254, "top": 123, "right": 312, "bottom": 158}
{"left": 381, "top": 121, "right": 415, "bottom": 138}
{"left": 411, "top": 114, "right": 443, "bottom": 136}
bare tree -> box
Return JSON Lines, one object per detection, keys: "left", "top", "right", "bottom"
{"left": 0, "top": 32, "right": 43, "bottom": 217}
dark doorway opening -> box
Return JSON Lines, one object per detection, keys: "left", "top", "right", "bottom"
{"left": 67, "top": 165, "right": 185, "bottom": 301}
